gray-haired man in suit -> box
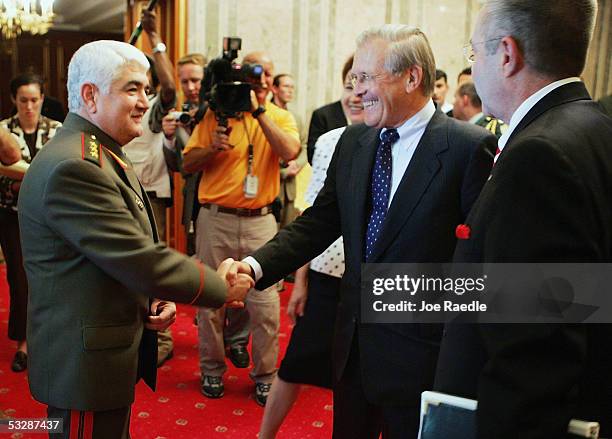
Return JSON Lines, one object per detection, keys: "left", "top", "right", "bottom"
{"left": 233, "top": 25, "right": 496, "bottom": 438}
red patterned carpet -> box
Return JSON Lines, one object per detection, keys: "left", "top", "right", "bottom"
{"left": 0, "top": 265, "right": 333, "bottom": 438}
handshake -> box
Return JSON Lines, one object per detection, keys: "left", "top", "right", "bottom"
{"left": 216, "top": 258, "right": 256, "bottom": 308}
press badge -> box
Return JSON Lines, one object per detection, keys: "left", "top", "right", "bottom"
{"left": 244, "top": 174, "right": 259, "bottom": 198}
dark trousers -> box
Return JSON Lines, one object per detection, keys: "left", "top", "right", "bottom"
{"left": 47, "top": 405, "right": 131, "bottom": 439}
{"left": 333, "top": 339, "right": 421, "bottom": 439}
{"left": 0, "top": 210, "right": 28, "bottom": 341}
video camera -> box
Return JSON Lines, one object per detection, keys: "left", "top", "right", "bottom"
{"left": 200, "top": 37, "right": 263, "bottom": 126}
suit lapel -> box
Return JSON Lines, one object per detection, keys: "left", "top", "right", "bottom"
{"left": 350, "top": 127, "right": 379, "bottom": 263}
{"left": 368, "top": 111, "right": 447, "bottom": 262}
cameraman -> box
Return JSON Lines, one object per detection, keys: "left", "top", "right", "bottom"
{"left": 161, "top": 53, "right": 207, "bottom": 254}
{"left": 183, "top": 51, "right": 300, "bottom": 406}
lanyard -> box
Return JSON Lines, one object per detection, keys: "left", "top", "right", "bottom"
{"left": 242, "top": 117, "right": 254, "bottom": 176}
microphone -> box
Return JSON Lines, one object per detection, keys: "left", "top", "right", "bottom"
{"left": 127, "top": 0, "right": 159, "bottom": 46}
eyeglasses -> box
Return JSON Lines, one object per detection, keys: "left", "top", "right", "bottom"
{"left": 463, "top": 37, "right": 503, "bottom": 63}
{"left": 349, "top": 72, "right": 386, "bottom": 88}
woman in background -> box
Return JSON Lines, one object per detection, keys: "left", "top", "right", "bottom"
{"left": 259, "top": 56, "right": 364, "bottom": 438}
{"left": 0, "top": 73, "right": 61, "bottom": 372}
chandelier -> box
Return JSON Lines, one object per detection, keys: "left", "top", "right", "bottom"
{"left": 0, "top": 0, "right": 55, "bottom": 39}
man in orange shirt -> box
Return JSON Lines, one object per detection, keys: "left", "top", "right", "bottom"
{"left": 183, "top": 51, "right": 300, "bottom": 406}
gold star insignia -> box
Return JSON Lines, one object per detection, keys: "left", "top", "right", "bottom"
{"left": 89, "top": 141, "right": 99, "bottom": 159}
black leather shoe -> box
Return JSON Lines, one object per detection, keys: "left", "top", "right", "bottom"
{"left": 11, "top": 351, "right": 27, "bottom": 372}
{"left": 228, "top": 345, "right": 250, "bottom": 368}
{"left": 201, "top": 375, "right": 224, "bottom": 398}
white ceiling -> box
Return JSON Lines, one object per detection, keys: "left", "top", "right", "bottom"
{"left": 51, "top": 0, "right": 125, "bottom": 34}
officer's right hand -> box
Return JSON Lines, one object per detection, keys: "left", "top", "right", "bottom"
{"left": 162, "top": 114, "right": 177, "bottom": 139}
{"left": 210, "top": 125, "right": 233, "bottom": 152}
{"left": 217, "top": 258, "right": 254, "bottom": 308}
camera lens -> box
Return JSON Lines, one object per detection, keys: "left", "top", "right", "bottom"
{"left": 178, "top": 113, "right": 192, "bottom": 124}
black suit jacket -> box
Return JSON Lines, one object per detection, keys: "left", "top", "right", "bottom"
{"left": 253, "top": 110, "right": 496, "bottom": 406}
{"left": 307, "top": 100, "right": 347, "bottom": 164}
{"left": 435, "top": 82, "right": 612, "bottom": 438}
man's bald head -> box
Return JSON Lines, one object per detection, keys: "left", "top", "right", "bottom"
{"left": 243, "top": 51, "right": 273, "bottom": 68}
{"left": 243, "top": 51, "right": 274, "bottom": 92}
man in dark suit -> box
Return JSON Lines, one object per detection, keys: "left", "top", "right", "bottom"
{"left": 306, "top": 56, "right": 355, "bottom": 164}
{"left": 17, "top": 40, "right": 253, "bottom": 439}
{"left": 434, "top": 1, "right": 612, "bottom": 438}
{"left": 233, "top": 25, "right": 496, "bottom": 438}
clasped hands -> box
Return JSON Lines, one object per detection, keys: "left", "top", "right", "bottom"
{"left": 217, "top": 258, "right": 255, "bottom": 308}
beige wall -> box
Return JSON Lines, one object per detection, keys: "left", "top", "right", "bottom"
{"left": 584, "top": 0, "right": 612, "bottom": 100}
{"left": 187, "top": 0, "right": 612, "bottom": 126}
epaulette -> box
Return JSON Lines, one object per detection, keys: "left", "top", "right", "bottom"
{"left": 484, "top": 117, "right": 505, "bottom": 136}
{"left": 81, "top": 133, "right": 103, "bottom": 167}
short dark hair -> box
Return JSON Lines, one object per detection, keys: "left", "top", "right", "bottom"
{"left": 457, "top": 82, "right": 482, "bottom": 108}
{"left": 435, "top": 69, "right": 447, "bottom": 83}
{"left": 341, "top": 55, "right": 354, "bottom": 83}
{"left": 458, "top": 67, "right": 472, "bottom": 81}
{"left": 273, "top": 73, "right": 291, "bottom": 87}
{"left": 482, "top": 0, "right": 597, "bottom": 78}
{"left": 10, "top": 73, "right": 44, "bottom": 98}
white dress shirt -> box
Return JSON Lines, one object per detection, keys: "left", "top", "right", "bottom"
{"left": 495, "top": 77, "right": 581, "bottom": 164}
{"left": 441, "top": 102, "right": 453, "bottom": 114}
{"left": 382, "top": 99, "right": 435, "bottom": 207}
{"left": 469, "top": 112, "right": 485, "bottom": 125}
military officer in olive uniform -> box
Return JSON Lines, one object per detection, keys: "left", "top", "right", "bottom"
{"left": 18, "top": 40, "right": 253, "bottom": 439}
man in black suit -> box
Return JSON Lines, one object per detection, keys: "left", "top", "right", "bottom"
{"left": 434, "top": 1, "right": 612, "bottom": 438}
{"left": 233, "top": 25, "right": 496, "bottom": 438}
{"left": 306, "top": 56, "right": 355, "bottom": 164}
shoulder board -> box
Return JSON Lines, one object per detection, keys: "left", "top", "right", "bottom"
{"left": 81, "top": 133, "right": 103, "bottom": 167}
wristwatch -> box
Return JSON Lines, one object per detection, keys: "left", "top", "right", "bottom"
{"left": 252, "top": 105, "right": 266, "bottom": 119}
{"left": 152, "top": 42, "right": 167, "bottom": 54}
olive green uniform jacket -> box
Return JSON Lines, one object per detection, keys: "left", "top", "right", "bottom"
{"left": 18, "top": 113, "right": 227, "bottom": 411}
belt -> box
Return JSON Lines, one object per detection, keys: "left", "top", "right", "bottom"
{"left": 202, "top": 203, "right": 273, "bottom": 217}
